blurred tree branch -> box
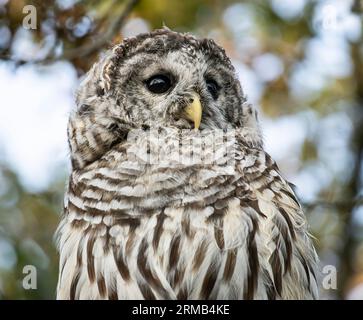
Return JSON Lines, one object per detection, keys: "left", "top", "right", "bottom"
{"left": 61, "top": 0, "right": 140, "bottom": 61}
{"left": 303, "top": 198, "right": 363, "bottom": 212}
{"left": 0, "top": 0, "right": 140, "bottom": 65}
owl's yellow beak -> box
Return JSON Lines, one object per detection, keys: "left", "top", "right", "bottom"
{"left": 184, "top": 94, "right": 202, "bottom": 130}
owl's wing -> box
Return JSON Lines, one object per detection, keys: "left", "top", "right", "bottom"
{"left": 136, "top": 147, "right": 319, "bottom": 300}
{"left": 199, "top": 147, "right": 319, "bottom": 299}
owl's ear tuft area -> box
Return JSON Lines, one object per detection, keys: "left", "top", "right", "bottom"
{"left": 69, "top": 51, "right": 126, "bottom": 170}
{"left": 78, "top": 104, "right": 91, "bottom": 116}
{"left": 96, "top": 86, "right": 105, "bottom": 97}
{"left": 235, "top": 102, "right": 264, "bottom": 149}
{"left": 75, "top": 51, "right": 118, "bottom": 109}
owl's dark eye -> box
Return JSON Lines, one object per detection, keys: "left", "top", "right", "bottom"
{"left": 146, "top": 74, "right": 172, "bottom": 94}
{"left": 206, "top": 79, "right": 220, "bottom": 100}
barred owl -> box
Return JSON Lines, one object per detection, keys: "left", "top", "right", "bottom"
{"left": 56, "top": 29, "right": 319, "bottom": 300}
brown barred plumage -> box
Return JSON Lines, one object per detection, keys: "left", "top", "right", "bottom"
{"left": 56, "top": 29, "right": 319, "bottom": 300}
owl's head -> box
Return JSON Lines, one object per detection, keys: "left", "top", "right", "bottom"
{"left": 69, "top": 29, "right": 262, "bottom": 169}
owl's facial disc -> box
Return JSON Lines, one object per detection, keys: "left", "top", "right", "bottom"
{"left": 101, "top": 30, "right": 250, "bottom": 132}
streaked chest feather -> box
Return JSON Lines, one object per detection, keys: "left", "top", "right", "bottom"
{"left": 56, "top": 140, "right": 319, "bottom": 300}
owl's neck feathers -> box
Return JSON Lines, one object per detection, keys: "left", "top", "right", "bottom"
{"left": 68, "top": 114, "right": 263, "bottom": 172}
{"left": 66, "top": 127, "right": 265, "bottom": 213}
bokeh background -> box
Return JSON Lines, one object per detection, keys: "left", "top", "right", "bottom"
{"left": 0, "top": 0, "right": 362, "bottom": 300}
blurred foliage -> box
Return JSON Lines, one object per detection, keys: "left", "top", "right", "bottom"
{"left": 0, "top": 166, "right": 61, "bottom": 299}
{"left": 0, "top": 0, "right": 363, "bottom": 299}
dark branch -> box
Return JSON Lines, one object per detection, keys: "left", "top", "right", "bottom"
{"left": 62, "top": 0, "right": 141, "bottom": 61}
{"left": 303, "top": 198, "right": 363, "bottom": 212}
{"left": 0, "top": 0, "right": 140, "bottom": 65}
